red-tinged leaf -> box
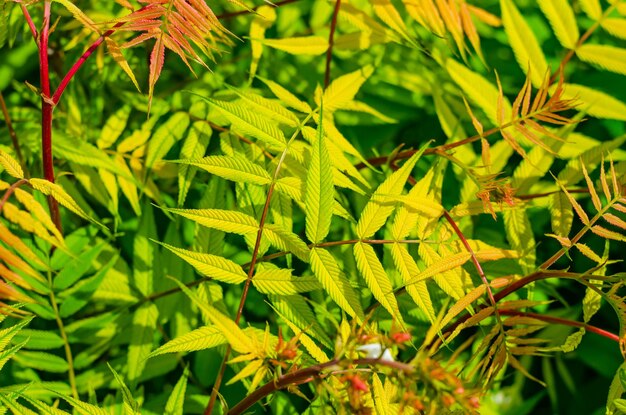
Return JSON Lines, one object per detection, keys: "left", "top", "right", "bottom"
{"left": 613, "top": 203, "right": 626, "bottom": 214}
{"left": 591, "top": 225, "right": 626, "bottom": 242}
{"left": 603, "top": 213, "right": 626, "bottom": 230}
{"left": 557, "top": 184, "right": 589, "bottom": 226}
{"left": 105, "top": 38, "right": 141, "bottom": 92}
{"left": 512, "top": 74, "right": 532, "bottom": 119}
{"left": 600, "top": 160, "right": 612, "bottom": 201}
{"left": 148, "top": 35, "right": 166, "bottom": 113}
{"left": 581, "top": 161, "right": 602, "bottom": 212}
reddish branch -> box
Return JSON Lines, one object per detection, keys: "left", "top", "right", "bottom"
{"left": 228, "top": 358, "right": 415, "bottom": 415}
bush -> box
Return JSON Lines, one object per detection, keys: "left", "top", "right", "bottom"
{"left": 0, "top": 1, "right": 625, "bottom": 414}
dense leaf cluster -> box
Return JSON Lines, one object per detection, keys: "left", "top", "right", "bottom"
{"left": 0, "top": 0, "right": 626, "bottom": 414}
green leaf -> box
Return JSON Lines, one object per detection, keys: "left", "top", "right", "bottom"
{"left": 390, "top": 243, "right": 436, "bottom": 322}
{"left": 446, "top": 59, "right": 512, "bottom": 125}
{"left": 54, "top": 241, "right": 106, "bottom": 290}
{"left": 576, "top": 45, "right": 626, "bottom": 76}
{"left": 12, "top": 329, "right": 63, "bottom": 350}
{"left": 355, "top": 147, "right": 426, "bottom": 239}
{"left": 178, "top": 121, "right": 211, "bottom": 206}
{"left": 500, "top": 0, "right": 549, "bottom": 87}
{"left": 134, "top": 204, "right": 157, "bottom": 296}
{"left": 353, "top": 242, "right": 404, "bottom": 325}
{"left": 148, "top": 326, "right": 226, "bottom": 358}
{"left": 226, "top": 85, "right": 299, "bottom": 127}
{"left": 29, "top": 179, "right": 94, "bottom": 223}
{"left": 305, "top": 112, "right": 334, "bottom": 244}
{"left": 258, "top": 77, "right": 313, "bottom": 114}
{"left": 169, "top": 278, "right": 254, "bottom": 354}
{"left": 319, "top": 65, "right": 374, "bottom": 113}
{"left": 538, "top": 0, "right": 579, "bottom": 49}
{"left": 372, "top": 373, "right": 391, "bottom": 415}
{"left": 258, "top": 36, "right": 328, "bottom": 55}
{"left": 156, "top": 241, "right": 247, "bottom": 284}
{"left": 50, "top": 393, "right": 109, "bottom": 415}
{"left": 127, "top": 302, "right": 158, "bottom": 385}
{"left": 97, "top": 105, "right": 132, "bottom": 149}
{"left": 252, "top": 268, "right": 321, "bottom": 295}
{"left": 198, "top": 95, "right": 286, "bottom": 149}
{"left": 174, "top": 155, "right": 272, "bottom": 186}
{"left": 264, "top": 224, "right": 311, "bottom": 262}
{"left": 146, "top": 112, "right": 190, "bottom": 171}
{"left": 165, "top": 368, "right": 188, "bottom": 415}
{"left": 166, "top": 208, "right": 258, "bottom": 235}
{"left": 503, "top": 208, "right": 536, "bottom": 274}
{"left": 0, "top": 148, "right": 23, "bottom": 179}
{"left": 13, "top": 351, "right": 68, "bottom": 373}
{"left": 108, "top": 363, "right": 141, "bottom": 415}
{"left": 310, "top": 247, "right": 364, "bottom": 322}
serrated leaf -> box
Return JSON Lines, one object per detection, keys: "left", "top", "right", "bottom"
{"left": 259, "top": 36, "right": 328, "bottom": 55}
{"left": 538, "top": 0, "right": 579, "bottom": 49}
{"left": 51, "top": 393, "right": 109, "bottom": 415}
{"left": 577, "top": 44, "right": 626, "bottom": 76}
{"left": 372, "top": 373, "right": 391, "bottom": 415}
{"left": 252, "top": 268, "right": 320, "bottom": 295}
{"left": 178, "top": 121, "right": 211, "bottom": 206}
{"left": 165, "top": 368, "right": 188, "bottom": 415}
{"left": 13, "top": 351, "right": 68, "bottom": 373}
{"left": 356, "top": 147, "right": 426, "bottom": 239}
{"left": 310, "top": 247, "right": 364, "bottom": 322}
{"left": 200, "top": 95, "right": 286, "bottom": 149}
{"left": 320, "top": 65, "right": 374, "bottom": 113}
{"left": 146, "top": 112, "right": 190, "bottom": 170}
{"left": 580, "top": 0, "right": 602, "bottom": 20}
{"left": 447, "top": 59, "right": 511, "bottom": 125}
{"left": 148, "top": 325, "right": 230, "bottom": 358}
{"left": 405, "top": 251, "right": 471, "bottom": 287}
{"left": 264, "top": 224, "right": 311, "bottom": 262}
{"left": 29, "top": 179, "right": 93, "bottom": 223}
{"left": 227, "top": 85, "right": 299, "bottom": 127}
{"left": 354, "top": 242, "right": 404, "bottom": 325}
{"left": 156, "top": 241, "right": 246, "bottom": 284}
{"left": 390, "top": 243, "right": 435, "bottom": 322}
{"left": 170, "top": 278, "right": 253, "bottom": 354}
{"left": 500, "top": 0, "right": 549, "bottom": 87}
{"left": 555, "top": 83, "right": 626, "bottom": 121}
{"left": 175, "top": 155, "right": 271, "bottom": 186}
{"left": 305, "top": 115, "right": 334, "bottom": 244}
{"left": 105, "top": 38, "right": 141, "bottom": 92}
{"left": 166, "top": 208, "right": 258, "bottom": 235}
{"left": 52, "top": 0, "right": 100, "bottom": 34}
{"left": 108, "top": 363, "right": 141, "bottom": 415}
{"left": 258, "top": 77, "right": 312, "bottom": 114}
{"left": 127, "top": 302, "right": 158, "bottom": 385}
{"left": 601, "top": 18, "right": 626, "bottom": 40}
{"left": 503, "top": 208, "right": 536, "bottom": 274}
{"left": 0, "top": 149, "right": 23, "bottom": 178}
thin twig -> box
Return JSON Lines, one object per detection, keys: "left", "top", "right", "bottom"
{"left": 0, "top": 91, "right": 27, "bottom": 175}
{"left": 0, "top": 179, "right": 28, "bottom": 214}
{"left": 324, "top": 0, "right": 342, "bottom": 89}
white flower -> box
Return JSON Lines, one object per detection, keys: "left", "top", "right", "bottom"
{"left": 356, "top": 343, "right": 395, "bottom": 363}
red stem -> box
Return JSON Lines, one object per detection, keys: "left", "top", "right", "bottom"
{"left": 0, "top": 179, "right": 28, "bottom": 215}
{"left": 39, "top": 1, "right": 62, "bottom": 233}
{"left": 324, "top": 0, "right": 341, "bottom": 89}
{"left": 52, "top": 22, "right": 126, "bottom": 105}
{"left": 498, "top": 310, "right": 619, "bottom": 343}
{"left": 20, "top": 4, "right": 38, "bottom": 41}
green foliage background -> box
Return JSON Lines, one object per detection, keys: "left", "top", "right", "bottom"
{"left": 0, "top": 0, "right": 626, "bottom": 414}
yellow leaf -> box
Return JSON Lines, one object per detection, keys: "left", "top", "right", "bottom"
{"left": 29, "top": 179, "right": 93, "bottom": 223}
{"left": 258, "top": 36, "right": 328, "bottom": 55}
{"left": 538, "top": 0, "right": 579, "bottom": 49}
{"left": 500, "top": 0, "right": 549, "bottom": 87}
{"left": 577, "top": 44, "right": 626, "bottom": 76}
{"left": 0, "top": 149, "right": 23, "bottom": 179}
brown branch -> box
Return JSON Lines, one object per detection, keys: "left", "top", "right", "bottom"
{"left": 498, "top": 310, "right": 619, "bottom": 343}
{"left": 228, "top": 358, "right": 414, "bottom": 415}
{"left": 324, "top": 0, "right": 342, "bottom": 89}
